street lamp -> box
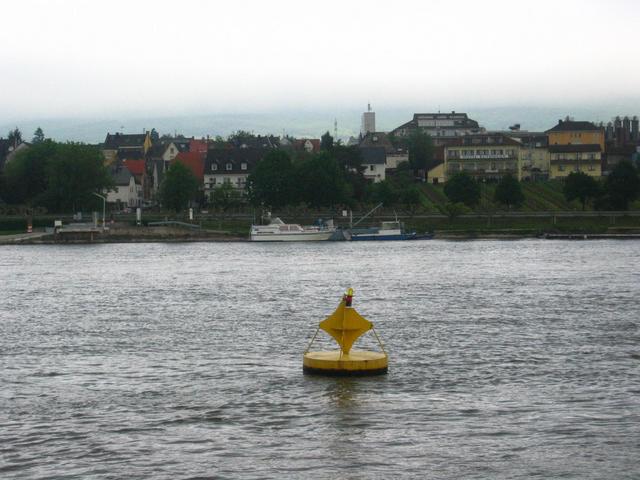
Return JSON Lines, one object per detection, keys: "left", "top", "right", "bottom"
{"left": 92, "top": 192, "right": 106, "bottom": 230}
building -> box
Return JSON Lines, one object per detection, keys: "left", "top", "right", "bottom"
{"left": 162, "top": 139, "right": 190, "bottom": 163}
{"left": 203, "top": 148, "right": 265, "bottom": 198}
{"left": 359, "top": 131, "right": 408, "bottom": 170}
{"left": 361, "top": 104, "right": 375, "bottom": 136}
{"left": 359, "top": 147, "right": 386, "bottom": 183}
{"left": 391, "top": 112, "right": 483, "bottom": 145}
{"left": 105, "top": 165, "right": 142, "bottom": 208}
{"left": 102, "top": 132, "right": 152, "bottom": 165}
{"left": 506, "top": 132, "right": 549, "bottom": 180}
{"left": 444, "top": 134, "right": 522, "bottom": 181}
{"left": 546, "top": 119, "right": 605, "bottom": 150}
{"left": 173, "top": 151, "right": 205, "bottom": 184}
{"left": 0, "top": 141, "right": 30, "bottom": 170}
{"left": 546, "top": 119, "right": 604, "bottom": 178}
{"left": 292, "top": 139, "right": 321, "bottom": 154}
{"left": 548, "top": 144, "right": 602, "bottom": 178}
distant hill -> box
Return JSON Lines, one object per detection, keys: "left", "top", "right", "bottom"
{"left": 3, "top": 103, "right": 640, "bottom": 144}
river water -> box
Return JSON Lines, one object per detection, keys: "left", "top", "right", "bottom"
{"left": 1, "top": 240, "right": 639, "bottom": 479}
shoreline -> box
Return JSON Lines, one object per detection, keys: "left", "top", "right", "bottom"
{"left": 4, "top": 229, "right": 640, "bottom": 245}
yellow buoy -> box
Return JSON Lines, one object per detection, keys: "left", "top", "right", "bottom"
{"left": 303, "top": 289, "right": 388, "bottom": 376}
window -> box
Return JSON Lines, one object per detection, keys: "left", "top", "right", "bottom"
{"left": 226, "top": 163, "right": 232, "bottom": 171}
{"left": 224, "top": 177, "right": 231, "bottom": 184}
{"left": 212, "top": 164, "right": 218, "bottom": 171}
{"left": 370, "top": 165, "right": 375, "bottom": 171}
{"left": 211, "top": 178, "right": 217, "bottom": 185}
{"left": 241, "top": 162, "right": 247, "bottom": 170}
{"left": 559, "top": 165, "right": 565, "bottom": 171}
{"left": 588, "top": 164, "right": 595, "bottom": 171}
{"left": 115, "top": 187, "right": 119, "bottom": 193}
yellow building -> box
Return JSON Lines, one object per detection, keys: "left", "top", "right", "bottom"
{"left": 548, "top": 145, "right": 602, "bottom": 178}
{"left": 102, "top": 132, "right": 152, "bottom": 165}
{"left": 545, "top": 120, "right": 604, "bottom": 178}
{"left": 444, "top": 134, "right": 523, "bottom": 181}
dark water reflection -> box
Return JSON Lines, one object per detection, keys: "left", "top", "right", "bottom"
{"left": 1, "top": 240, "right": 639, "bottom": 479}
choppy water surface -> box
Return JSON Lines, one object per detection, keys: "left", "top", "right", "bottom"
{"left": 1, "top": 240, "right": 639, "bottom": 479}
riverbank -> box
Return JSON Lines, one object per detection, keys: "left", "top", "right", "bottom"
{"left": 4, "top": 226, "right": 640, "bottom": 244}
{"left": 3, "top": 211, "right": 640, "bottom": 244}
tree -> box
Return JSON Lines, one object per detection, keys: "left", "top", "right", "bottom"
{"left": 400, "top": 185, "right": 423, "bottom": 214}
{"left": 563, "top": 171, "right": 600, "bottom": 210}
{"left": 369, "top": 180, "right": 399, "bottom": 207}
{"left": 332, "top": 145, "right": 366, "bottom": 202}
{"left": 407, "top": 129, "right": 434, "bottom": 175}
{"left": 2, "top": 140, "right": 55, "bottom": 204}
{"left": 443, "top": 172, "right": 480, "bottom": 207}
{"left": 494, "top": 174, "right": 525, "bottom": 209}
{"left": 604, "top": 161, "right": 640, "bottom": 210}
{"left": 228, "top": 130, "right": 256, "bottom": 147}
{"left": 32, "top": 127, "right": 45, "bottom": 144}
{"left": 43, "top": 143, "right": 113, "bottom": 212}
{"left": 441, "top": 202, "right": 470, "bottom": 222}
{"left": 210, "top": 182, "right": 242, "bottom": 212}
{"left": 320, "top": 131, "right": 334, "bottom": 151}
{"left": 7, "top": 127, "right": 22, "bottom": 147}
{"left": 295, "top": 152, "right": 351, "bottom": 208}
{"left": 246, "top": 150, "right": 296, "bottom": 209}
{"left": 149, "top": 128, "right": 160, "bottom": 143}
{"left": 160, "top": 161, "right": 199, "bottom": 212}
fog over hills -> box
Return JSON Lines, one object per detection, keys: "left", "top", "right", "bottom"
{"left": 3, "top": 102, "right": 640, "bottom": 144}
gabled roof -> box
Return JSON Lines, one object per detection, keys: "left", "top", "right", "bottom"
{"left": 204, "top": 148, "right": 266, "bottom": 174}
{"left": 117, "top": 148, "right": 145, "bottom": 161}
{"left": 293, "top": 138, "right": 321, "bottom": 152}
{"left": 359, "top": 132, "right": 395, "bottom": 152}
{"left": 110, "top": 165, "right": 135, "bottom": 186}
{"left": 359, "top": 146, "right": 386, "bottom": 165}
{"left": 189, "top": 138, "right": 208, "bottom": 154}
{"left": 549, "top": 144, "right": 601, "bottom": 153}
{"left": 229, "top": 135, "right": 280, "bottom": 149}
{"left": 104, "top": 133, "right": 148, "bottom": 149}
{"left": 546, "top": 120, "right": 602, "bottom": 133}
{"left": 122, "top": 158, "right": 146, "bottom": 176}
{"left": 147, "top": 144, "right": 165, "bottom": 158}
{"left": 171, "top": 140, "right": 191, "bottom": 153}
{"left": 173, "top": 152, "right": 205, "bottom": 182}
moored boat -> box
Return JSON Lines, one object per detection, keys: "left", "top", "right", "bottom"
{"left": 350, "top": 220, "right": 427, "bottom": 241}
{"left": 250, "top": 217, "right": 336, "bottom": 242}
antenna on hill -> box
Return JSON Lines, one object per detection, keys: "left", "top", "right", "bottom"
{"left": 367, "top": 102, "right": 371, "bottom": 112}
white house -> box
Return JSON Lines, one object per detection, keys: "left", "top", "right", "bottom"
{"left": 360, "top": 147, "right": 386, "bottom": 183}
{"left": 203, "top": 148, "right": 265, "bottom": 198}
{"left": 106, "top": 165, "right": 142, "bottom": 208}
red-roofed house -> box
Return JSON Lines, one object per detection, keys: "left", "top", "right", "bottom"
{"left": 122, "top": 158, "right": 148, "bottom": 200}
{"left": 190, "top": 138, "right": 208, "bottom": 154}
{"left": 173, "top": 152, "right": 205, "bottom": 184}
{"left": 293, "top": 139, "right": 321, "bottom": 153}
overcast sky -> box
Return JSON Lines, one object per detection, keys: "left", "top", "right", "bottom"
{"left": 1, "top": 0, "right": 639, "bottom": 122}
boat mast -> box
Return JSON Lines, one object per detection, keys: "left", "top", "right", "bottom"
{"left": 352, "top": 202, "right": 383, "bottom": 228}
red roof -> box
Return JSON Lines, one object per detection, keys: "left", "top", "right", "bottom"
{"left": 173, "top": 152, "right": 205, "bottom": 182}
{"left": 190, "top": 138, "right": 208, "bottom": 154}
{"left": 122, "top": 158, "right": 145, "bottom": 176}
{"left": 293, "top": 139, "right": 321, "bottom": 152}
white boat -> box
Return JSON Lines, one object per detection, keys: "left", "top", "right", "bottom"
{"left": 250, "top": 217, "right": 336, "bottom": 242}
